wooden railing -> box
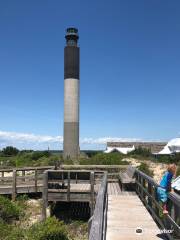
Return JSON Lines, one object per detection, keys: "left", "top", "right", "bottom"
{"left": 42, "top": 170, "right": 105, "bottom": 220}
{"left": 88, "top": 172, "right": 108, "bottom": 240}
{"left": 0, "top": 166, "right": 53, "bottom": 200}
{"left": 135, "top": 169, "right": 180, "bottom": 240}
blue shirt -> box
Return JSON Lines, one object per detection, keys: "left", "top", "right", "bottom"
{"left": 160, "top": 171, "right": 173, "bottom": 190}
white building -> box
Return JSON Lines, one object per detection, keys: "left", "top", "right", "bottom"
{"left": 157, "top": 138, "right": 180, "bottom": 155}
{"left": 104, "top": 146, "right": 135, "bottom": 154}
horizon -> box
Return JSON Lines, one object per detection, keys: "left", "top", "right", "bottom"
{"left": 0, "top": 130, "right": 173, "bottom": 151}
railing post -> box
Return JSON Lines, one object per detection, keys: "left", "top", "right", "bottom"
{"left": 76, "top": 172, "right": 78, "bottom": 184}
{"left": 135, "top": 171, "right": 138, "bottom": 193}
{"left": 139, "top": 175, "right": 143, "bottom": 200}
{"left": 142, "top": 178, "right": 146, "bottom": 201}
{"left": 152, "top": 185, "right": 159, "bottom": 217}
{"left": 22, "top": 170, "right": 25, "bottom": 182}
{"left": 12, "top": 170, "right": 17, "bottom": 201}
{"left": 62, "top": 172, "right": 64, "bottom": 185}
{"left": 148, "top": 182, "right": 152, "bottom": 208}
{"left": 35, "top": 168, "right": 38, "bottom": 193}
{"left": 137, "top": 173, "right": 141, "bottom": 196}
{"left": 174, "top": 204, "right": 180, "bottom": 238}
{"left": 90, "top": 172, "right": 95, "bottom": 216}
{"left": 67, "top": 171, "right": 70, "bottom": 202}
{"left": 42, "top": 171, "right": 48, "bottom": 220}
{"left": 1, "top": 171, "right": 4, "bottom": 183}
{"left": 103, "top": 186, "right": 108, "bottom": 240}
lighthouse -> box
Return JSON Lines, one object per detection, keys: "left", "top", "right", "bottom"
{"left": 63, "top": 28, "right": 80, "bottom": 159}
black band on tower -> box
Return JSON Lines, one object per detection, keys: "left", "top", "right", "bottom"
{"left": 64, "top": 46, "right": 79, "bottom": 79}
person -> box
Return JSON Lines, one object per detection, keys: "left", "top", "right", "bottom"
{"left": 157, "top": 163, "right": 177, "bottom": 214}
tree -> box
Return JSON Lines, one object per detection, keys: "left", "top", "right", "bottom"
{"left": 2, "top": 146, "right": 19, "bottom": 156}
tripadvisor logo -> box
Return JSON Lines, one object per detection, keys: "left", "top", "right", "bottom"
{"left": 135, "top": 227, "right": 173, "bottom": 235}
{"left": 135, "top": 227, "right": 143, "bottom": 235}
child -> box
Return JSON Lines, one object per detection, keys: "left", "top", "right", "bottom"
{"left": 157, "top": 163, "right": 177, "bottom": 214}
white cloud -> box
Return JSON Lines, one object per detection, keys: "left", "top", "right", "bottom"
{"left": 0, "top": 130, "right": 141, "bottom": 150}
{"left": 0, "top": 131, "right": 63, "bottom": 143}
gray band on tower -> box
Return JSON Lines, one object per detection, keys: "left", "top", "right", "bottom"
{"left": 63, "top": 28, "right": 80, "bottom": 159}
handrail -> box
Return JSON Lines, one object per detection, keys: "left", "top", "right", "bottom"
{"left": 0, "top": 166, "right": 54, "bottom": 172}
{"left": 88, "top": 172, "right": 108, "bottom": 240}
{"left": 0, "top": 165, "right": 128, "bottom": 172}
{"left": 135, "top": 169, "right": 180, "bottom": 240}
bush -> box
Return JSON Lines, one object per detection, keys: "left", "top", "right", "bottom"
{"left": 0, "top": 196, "right": 23, "bottom": 223}
{"left": 138, "top": 163, "right": 154, "bottom": 177}
{"left": 153, "top": 153, "right": 180, "bottom": 165}
{"left": 31, "top": 151, "right": 46, "bottom": 160}
{"left": 28, "top": 217, "right": 69, "bottom": 240}
{"left": 0, "top": 221, "right": 12, "bottom": 239}
{"left": 80, "top": 152, "right": 128, "bottom": 165}
{"left": 2, "top": 146, "right": 19, "bottom": 156}
{"left": 5, "top": 227, "right": 26, "bottom": 240}
{"left": 129, "top": 147, "right": 151, "bottom": 159}
{"left": 0, "top": 221, "right": 26, "bottom": 240}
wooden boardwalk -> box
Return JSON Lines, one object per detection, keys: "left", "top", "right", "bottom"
{"left": 88, "top": 170, "right": 180, "bottom": 240}
{"left": 1, "top": 168, "right": 179, "bottom": 239}
{"left": 106, "top": 191, "right": 161, "bottom": 240}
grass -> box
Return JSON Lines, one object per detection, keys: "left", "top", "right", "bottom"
{"left": 137, "top": 162, "right": 154, "bottom": 177}
{"left": 0, "top": 195, "right": 88, "bottom": 240}
{"left": 0, "top": 196, "right": 24, "bottom": 223}
{"left": 79, "top": 152, "right": 129, "bottom": 165}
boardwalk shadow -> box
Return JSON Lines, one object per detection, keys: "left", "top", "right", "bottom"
{"left": 51, "top": 201, "right": 90, "bottom": 223}
{"left": 156, "top": 233, "right": 169, "bottom": 239}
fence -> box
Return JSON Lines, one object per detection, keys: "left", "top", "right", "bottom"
{"left": 0, "top": 166, "right": 53, "bottom": 200}
{"left": 135, "top": 169, "right": 180, "bottom": 240}
{"left": 88, "top": 172, "right": 108, "bottom": 240}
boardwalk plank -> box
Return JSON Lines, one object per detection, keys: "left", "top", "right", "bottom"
{"left": 106, "top": 186, "right": 162, "bottom": 240}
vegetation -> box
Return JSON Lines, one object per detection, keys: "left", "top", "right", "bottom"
{"left": 137, "top": 163, "right": 154, "bottom": 177}
{"left": 0, "top": 196, "right": 24, "bottom": 223}
{"left": 28, "top": 217, "right": 69, "bottom": 240}
{"left": 128, "top": 147, "right": 152, "bottom": 159}
{"left": 154, "top": 153, "right": 180, "bottom": 164}
{"left": 0, "top": 149, "right": 61, "bottom": 168}
{"left": 1, "top": 146, "right": 19, "bottom": 156}
{"left": 79, "top": 152, "right": 129, "bottom": 165}
{"left": 0, "top": 195, "right": 87, "bottom": 240}
{"left": 0, "top": 217, "right": 70, "bottom": 240}
{"left": 0, "top": 147, "right": 130, "bottom": 168}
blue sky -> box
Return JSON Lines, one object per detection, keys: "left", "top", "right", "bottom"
{"left": 0, "top": 0, "right": 180, "bottom": 150}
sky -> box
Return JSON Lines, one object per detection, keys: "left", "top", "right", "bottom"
{"left": 0, "top": 0, "right": 180, "bottom": 150}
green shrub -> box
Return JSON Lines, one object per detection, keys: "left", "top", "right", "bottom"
{"left": 0, "top": 221, "right": 26, "bottom": 240}
{"left": 152, "top": 153, "right": 180, "bottom": 164}
{"left": 2, "top": 146, "right": 19, "bottom": 156}
{"left": 128, "top": 147, "right": 151, "bottom": 159}
{"left": 0, "top": 196, "right": 23, "bottom": 223}
{"left": 80, "top": 152, "right": 128, "bottom": 165}
{"left": 0, "top": 221, "right": 12, "bottom": 239}
{"left": 14, "top": 153, "right": 33, "bottom": 167}
{"left": 28, "top": 217, "right": 69, "bottom": 240}
{"left": 138, "top": 163, "right": 154, "bottom": 177}
{"left": 31, "top": 151, "right": 46, "bottom": 161}
{"left": 5, "top": 227, "right": 26, "bottom": 240}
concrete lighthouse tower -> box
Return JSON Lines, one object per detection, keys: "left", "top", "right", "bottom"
{"left": 63, "top": 28, "right": 80, "bottom": 159}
